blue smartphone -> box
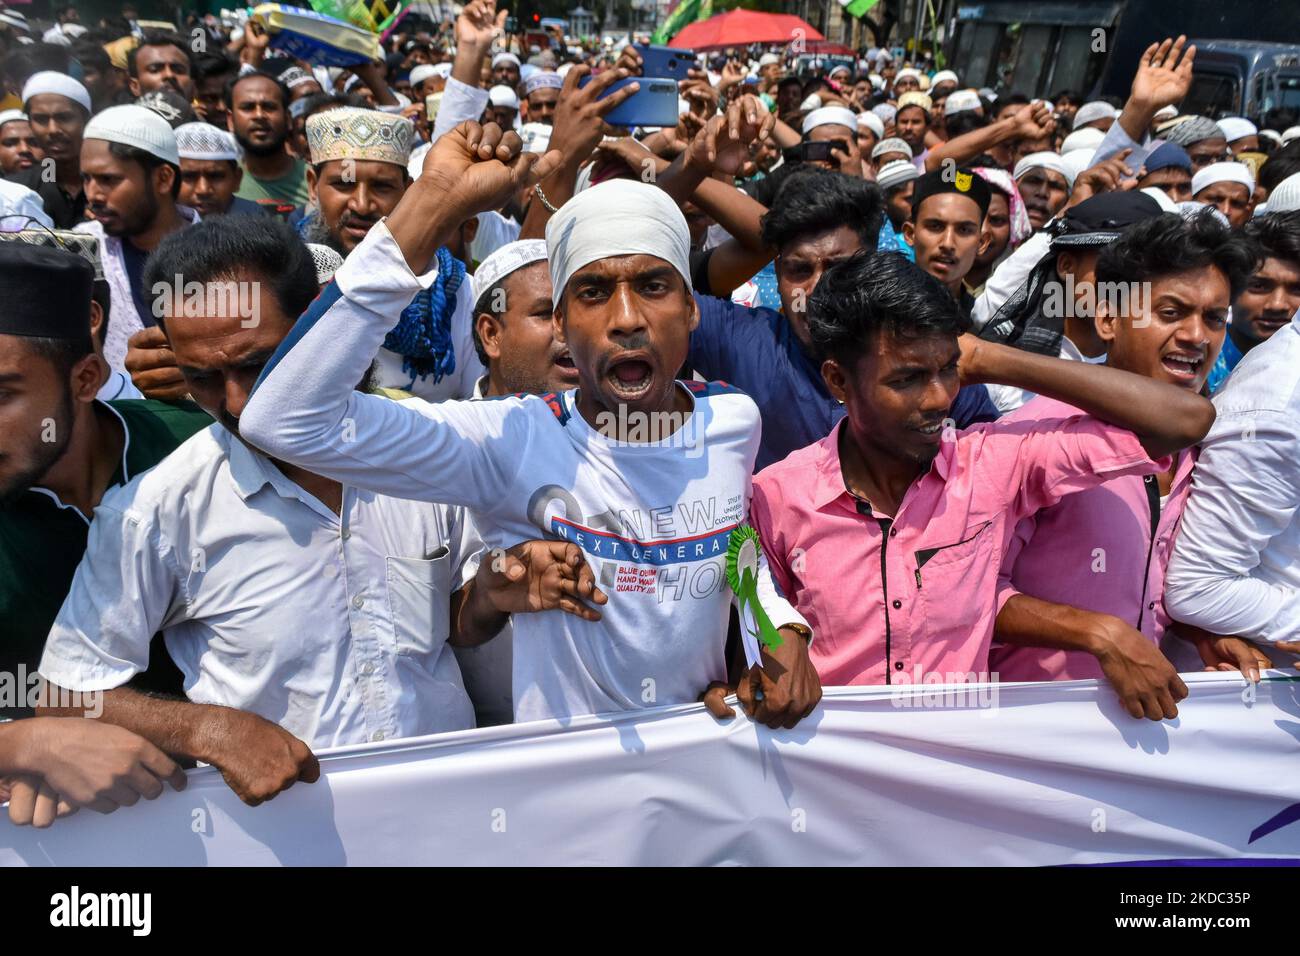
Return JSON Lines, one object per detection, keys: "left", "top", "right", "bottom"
{"left": 578, "top": 75, "right": 680, "bottom": 128}
{"left": 633, "top": 43, "right": 694, "bottom": 81}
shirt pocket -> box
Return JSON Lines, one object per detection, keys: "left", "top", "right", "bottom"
{"left": 913, "top": 520, "right": 993, "bottom": 586}
{"left": 385, "top": 551, "right": 452, "bottom": 657}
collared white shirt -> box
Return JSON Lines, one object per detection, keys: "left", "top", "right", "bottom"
{"left": 1165, "top": 312, "right": 1300, "bottom": 644}
{"left": 40, "top": 424, "right": 481, "bottom": 747}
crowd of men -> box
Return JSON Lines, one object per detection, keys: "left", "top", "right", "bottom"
{"left": 0, "top": 2, "right": 1298, "bottom": 833}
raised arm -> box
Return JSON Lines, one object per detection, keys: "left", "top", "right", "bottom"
{"left": 924, "top": 102, "right": 1054, "bottom": 173}
{"left": 959, "top": 334, "right": 1214, "bottom": 459}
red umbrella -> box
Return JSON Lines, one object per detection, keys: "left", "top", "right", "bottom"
{"left": 669, "top": 9, "right": 825, "bottom": 50}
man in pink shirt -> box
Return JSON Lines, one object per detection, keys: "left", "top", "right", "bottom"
{"left": 991, "top": 211, "right": 1268, "bottom": 718}
{"left": 750, "top": 252, "right": 1213, "bottom": 697}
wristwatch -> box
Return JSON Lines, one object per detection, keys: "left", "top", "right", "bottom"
{"left": 781, "top": 622, "right": 813, "bottom": 645}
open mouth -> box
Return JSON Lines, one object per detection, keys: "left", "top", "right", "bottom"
{"left": 1257, "top": 316, "right": 1291, "bottom": 333}
{"left": 1161, "top": 352, "right": 1204, "bottom": 382}
{"left": 914, "top": 420, "right": 945, "bottom": 442}
{"left": 552, "top": 351, "right": 580, "bottom": 381}
{"left": 605, "top": 355, "right": 655, "bottom": 400}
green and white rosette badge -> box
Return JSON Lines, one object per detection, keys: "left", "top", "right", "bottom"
{"left": 725, "top": 524, "right": 783, "bottom": 669}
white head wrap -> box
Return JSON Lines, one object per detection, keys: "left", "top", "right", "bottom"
{"left": 1216, "top": 117, "right": 1257, "bottom": 143}
{"left": 545, "top": 179, "right": 691, "bottom": 300}
{"left": 1060, "top": 126, "right": 1105, "bottom": 154}
{"left": 1013, "top": 151, "right": 1072, "bottom": 187}
{"left": 798, "top": 93, "right": 822, "bottom": 112}
{"left": 489, "top": 85, "right": 520, "bottom": 110}
{"left": 943, "top": 89, "right": 981, "bottom": 116}
{"left": 0, "top": 109, "right": 27, "bottom": 129}
{"left": 409, "top": 64, "right": 439, "bottom": 88}
{"left": 1266, "top": 171, "right": 1300, "bottom": 213}
{"left": 857, "top": 111, "right": 884, "bottom": 139}
{"left": 1192, "top": 161, "right": 1256, "bottom": 197}
{"left": 174, "top": 122, "right": 239, "bottom": 162}
{"left": 524, "top": 71, "right": 564, "bottom": 95}
{"left": 305, "top": 243, "right": 344, "bottom": 285}
{"left": 84, "top": 105, "right": 179, "bottom": 166}
{"left": 21, "top": 71, "right": 91, "bottom": 113}
{"left": 930, "top": 69, "right": 959, "bottom": 87}
{"left": 876, "top": 159, "right": 919, "bottom": 191}
{"left": 871, "top": 136, "right": 912, "bottom": 160}
{"left": 1282, "top": 126, "right": 1300, "bottom": 147}
{"left": 1061, "top": 149, "right": 1095, "bottom": 186}
{"left": 801, "top": 106, "right": 857, "bottom": 135}
{"left": 0, "top": 179, "right": 53, "bottom": 229}
{"left": 871, "top": 102, "right": 896, "bottom": 125}
{"left": 758, "top": 53, "right": 781, "bottom": 68}
{"left": 1072, "top": 100, "right": 1118, "bottom": 129}
{"left": 1140, "top": 186, "right": 1180, "bottom": 213}
{"left": 472, "top": 239, "right": 549, "bottom": 304}
{"left": 492, "top": 52, "right": 521, "bottom": 69}
{"left": 896, "top": 68, "right": 921, "bottom": 82}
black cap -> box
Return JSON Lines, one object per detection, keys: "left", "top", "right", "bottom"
{"left": 0, "top": 242, "right": 94, "bottom": 339}
{"left": 1049, "top": 191, "right": 1164, "bottom": 248}
{"left": 911, "top": 167, "right": 992, "bottom": 221}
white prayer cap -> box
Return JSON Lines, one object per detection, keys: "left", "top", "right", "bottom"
{"left": 802, "top": 106, "right": 857, "bottom": 135}
{"left": 876, "top": 159, "right": 919, "bottom": 191}
{"left": 0, "top": 179, "right": 52, "bottom": 229}
{"left": 1140, "top": 186, "right": 1180, "bottom": 213}
{"left": 1060, "top": 126, "right": 1105, "bottom": 154}
{"left": 896, "top": 68, "right": 921, "bottom": 81}
{"left": 519, "top": 63, "right": 540, "bottom": 82}
{"left": 306, "top": 243, "right": 344, "bottom": 285}
{"left": 21, "top": 71, "right": 91, "bottom": 113}
{"left": 524, "top": 71, "right": 564, "bottom": 95}
{"left": 489, "top": 85, "right": 520, "bottom": 110}
{"left": 557, "top": 63, "right": 574, "bottom": 78}
{"left": 1260, "top": 129, "right": 1282, "bottom": 146}
{"left": 432, "top": 63, "right": 453, "bottom": 80}
{"left": 1216, "top": 116, "right": 1257, "bottom": 143}
{"left": 1153, "top": 104, "right": 1179, "bottom": 122}
{"left": 492, "top": 52, "right": 521, "bottom": 68}
{"left": 943, "top": 89, "right": 981, "bottom": 116}
{"left": 545, "top": 179, "right": 691, "bottom": 301}
{"left": 1061, "top": 148, "right": 1095, "bottom": 185}
{"left": 871, "top": 102, "right": 896, "bottom": 124}
{"left": 1192, "top": 161, "right": 1256, "bottom": 198}
{"left": 1183, "top": 201, "right": 1231, "bottom": 227}
{"left": 758, "top": 53, "right": 781, "bottom": 67}
{"left": 175, "top": 122, "right": 238, "bottom": 162}
{"left": 409, "top": 64, "right": 439, "bottom": 87}
{"left": 871, "top": 136, "right": 912, "bottom": 160}
{"left": 1014, "top": 151, "right": 1072, "bottom": 187}
{"left": 472, "top": 239, "right": 549, "bottom": 304}
{"left": 857, "top": 111, "right": 884, "bottom": 139}
{"left": 931, "top": 69, "right": 959, "bottom": 87}
{"left": 799, "top": 93, "right": 822, "bottom": 112}
{"left": 828, "top": 64, "right": 851, "bottom": 78}
{"left": 519, "top": 121, "right": 551, "bottom": 154}
{"left": 1266, "top": 171, "right": 1300, "bottom": 213}
{"left": 0, "top": 9, "right": 29, "bottom": 31}
{"left": 0, "top": 109, "right": 27, "bottom": 128}
{"left": 1283, "top": 125, "right": 1300, "bottom": 146}
{"left": 868, "top": 73, "right": 884, "bottom": 91}
{"left": 1073, "top": 100, "right": 1118, "bottom": 129}
{"left": 84, "top": 105, "right": 179, "bottom": 166}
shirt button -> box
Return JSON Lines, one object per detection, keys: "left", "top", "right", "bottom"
{"left": 371, "top": 730, "right": 386, "bottom": 742}
{"left": 889, "top": 528, "right": 897, "bottom": 537}
{"left": 341, "top": 529, "right": 351, "bottom": 541}
{"left": 1148, "top": 601, "right": 1156, "bottom": 610}
{"left": 361, "top": 662, "right": 375, "bottom": 676}
{"left": 352, "top": 594, "right": 365, "bottom": 609}
{"left": 892, "top": 599, "right": 902, "bottom": 609}
{"left": 894, "top": 661, "right": 904, "bottom": 671}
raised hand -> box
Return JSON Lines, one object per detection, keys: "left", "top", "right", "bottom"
{"left": 687, "top": 94, "right": 774, "bottom": 177}
{"left": 1131, "top": 35, "right": 1196, "bottom": 112}
{"left": 456, "top": 0, "right": 505, "bottom": 54}
{"left": 549, "top": 63, "right": 639, "bottom": 164}
{"left": 418, "top": 120, "right": 563, "bottom": 223}
{"left": 1010, "top": 101, "right": 1055, "bottom": 141}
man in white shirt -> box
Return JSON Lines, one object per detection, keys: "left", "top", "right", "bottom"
{"left": 1164, "top": 308, "right": 1300, "bottom": 653}
{"left": 37, "top": 216, "right": 523, "bottom": 807}
{"left": 241, "top": 122, "right": 822, "bottom": 728}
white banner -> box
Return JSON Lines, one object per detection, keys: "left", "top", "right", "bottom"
{"left": 4, "top": 672, "right": 1299, "bottom": 866}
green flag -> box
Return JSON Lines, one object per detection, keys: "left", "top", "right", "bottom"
{"left": 652, "top": 0, "right": 711, "bottom": 46}
{"left": 840, "top": 0, "right": 880, "bottom": 18}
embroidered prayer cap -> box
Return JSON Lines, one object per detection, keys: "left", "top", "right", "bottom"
{"left": 307, "top": 107, "right": 414, "bottom": 167}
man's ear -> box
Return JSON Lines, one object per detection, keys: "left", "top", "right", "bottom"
{"left": 71, "top": 351, "right": 105, "bottom": 404}
{"left": 686, "top": 286, "right": 700, "bottom": 333}
{"left": 155, "top": 162, "right": 176, "bottom": 199}
{"left": 551, "top": 302, "right": 567, "bottom": 346}
{"left": 128, "top": 76, "right": 141, "bottom": 98}
{"left": 976, "top": 223, "right": 992, "bottom": 258}
{"left": 305, "top": 164, "right": 318, "bottom": 204}
{"left": 821, "top": 357, "right": 849, "bottom": 404}
{"left": 89, "top": 300, "right": 104, "bottom": 343}
{"left": 1094, "top": 298, "right": 1119, "bottom": 347}
{"left": 476, "top": 311, "right": 504, "bottom": 361}
{"left": 902, "top": 220, "right": 915, "bottom": 245}
{"left": 1056, "top": 250, "right": 1078, "bottom": 278}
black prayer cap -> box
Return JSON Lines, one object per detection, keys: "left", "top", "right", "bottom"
{"left": 911, "top": 167, "right": 992, "bottom": 221}
{"left": 0, "top": 242, "right": 94, "bottom": 339}
{"left": 1048, "top": 191, "right": 1163, "bottom": 248}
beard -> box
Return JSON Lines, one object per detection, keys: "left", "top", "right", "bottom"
{"left": 234, "top": 127, "right": 287, "bottom": 158}
{"left": 0, "top": 387, "right": 75, "bottom": 504}
{"left": 301, "top": 211, "right": 345, "bottom": 254}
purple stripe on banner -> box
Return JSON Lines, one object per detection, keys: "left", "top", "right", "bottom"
{"left": 1071, "top": 858, "right": 1300, "bottom": 867}
{"left": 1249, "top": 801, "right": 1300, "bottom": 843}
